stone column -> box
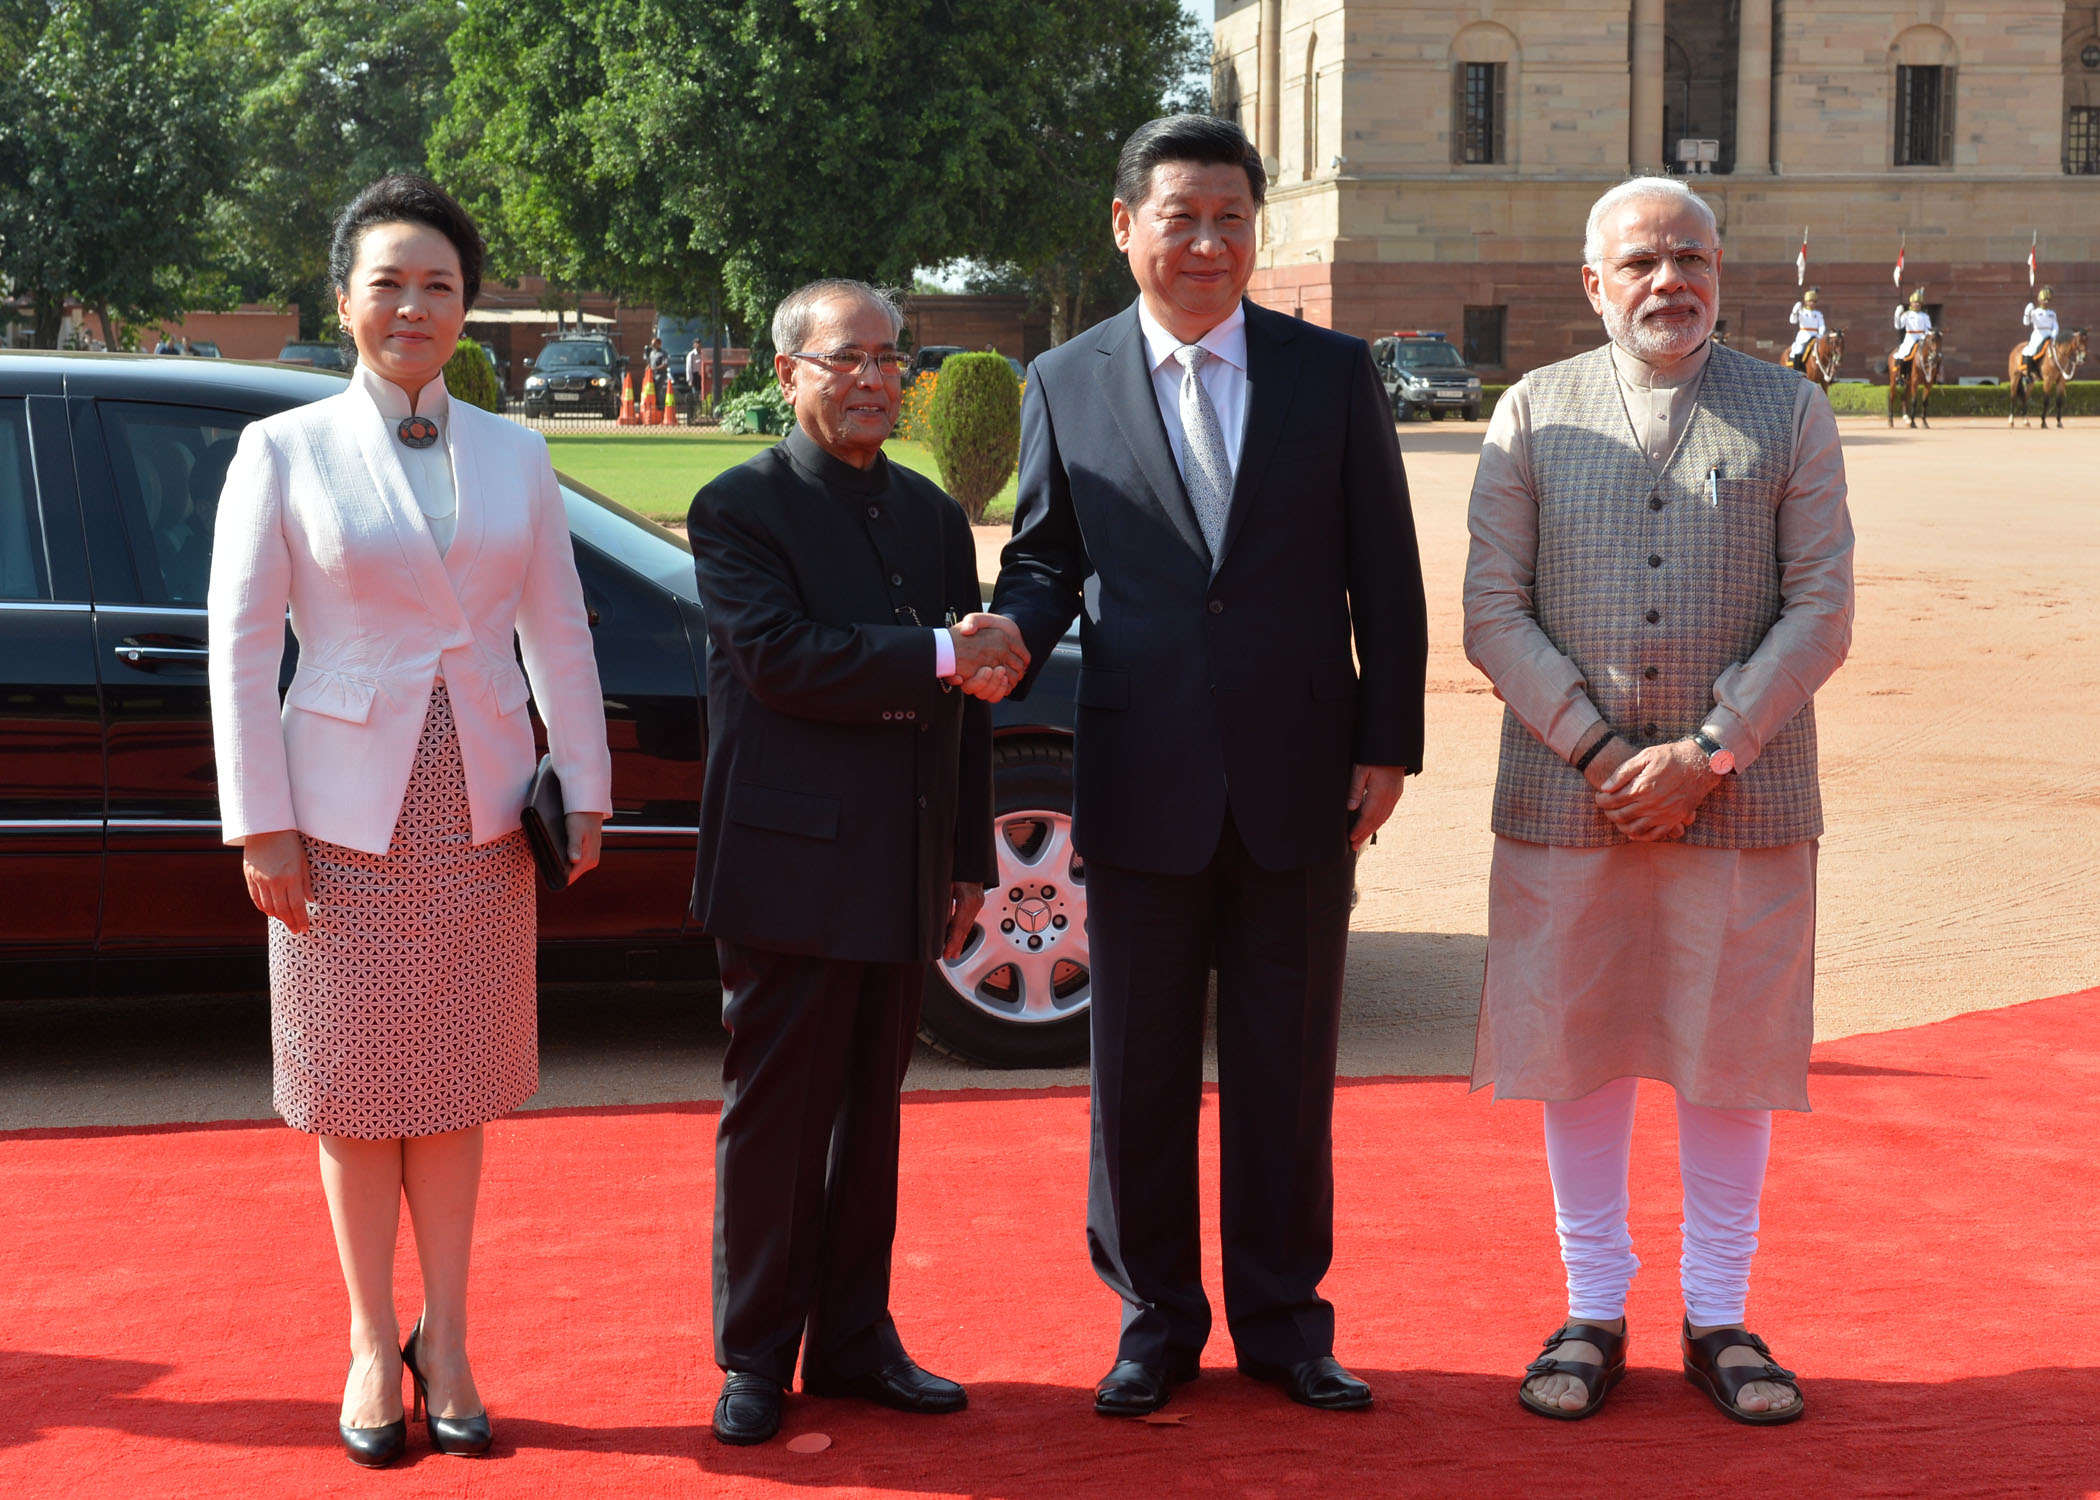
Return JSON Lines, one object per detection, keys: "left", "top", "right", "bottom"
{"left": 1630, "top": 0, "right": 1665, "bottom": 174}
{"left": 1259, "top": 0, "right": 1283, "bottom": 174}
{"left": 1735, "top": 0, "right": 1773, "bottom": 174}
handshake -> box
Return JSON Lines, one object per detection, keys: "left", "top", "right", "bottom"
{"left": 945, "top": 613, "right": 1029, "bottom": 702}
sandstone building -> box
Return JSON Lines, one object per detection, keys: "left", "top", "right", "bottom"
{"left": 1211, "top": 1, "right": 2100, "bottom": 381}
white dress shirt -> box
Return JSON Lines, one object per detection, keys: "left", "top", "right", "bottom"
{"left": 351, "top": 362, "right": 458, "bottom": 555}
{"left": 1136, "top": 297, "right": 1249, "bottom": 484}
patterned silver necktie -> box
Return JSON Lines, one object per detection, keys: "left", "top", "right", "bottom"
{"left": 1173, "top": 343, "right": 1233, "bottom": 558}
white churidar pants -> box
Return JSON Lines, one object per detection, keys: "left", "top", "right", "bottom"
{"left": 1542, "top": 1076, "right": 1772, "bottom": 1327}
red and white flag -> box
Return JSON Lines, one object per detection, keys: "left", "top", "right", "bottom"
{"left": 2028, "top": 232, "right": 2037, "bottom": 288}
{"left": 1796, "top": 228, "right": 1808, "bottom": 287}
{"left": 1892, "top": 242, "right": 1905, "bottom": 289}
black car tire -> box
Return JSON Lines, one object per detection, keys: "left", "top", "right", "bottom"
{"left": 1388, "top": 390, "right": 1408, "bottom": 424}
{"left": 918, "top": 737, "right": 1090, "bottom": 1069}
{"left": 1465, "top": 403, "right": 1482, "bottom": 422}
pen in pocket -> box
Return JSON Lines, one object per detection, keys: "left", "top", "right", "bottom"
{"left": 1706, "top": 467, "right": 1720, "bottom": 506}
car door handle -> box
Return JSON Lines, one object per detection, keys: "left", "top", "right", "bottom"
{"left": 115, "top": 644, "right": 210, "bottom": 668}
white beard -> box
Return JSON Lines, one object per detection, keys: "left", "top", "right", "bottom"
{"left": 1601, "top": 292, "right": 1714, "bottom": 362}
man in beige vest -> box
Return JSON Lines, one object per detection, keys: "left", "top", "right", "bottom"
{"left": 1463, "top": 177, "right": 1853, "bottom": 1426}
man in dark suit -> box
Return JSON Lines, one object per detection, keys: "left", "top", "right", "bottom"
{"left": 985, "top": 115, "right": 1428, "bottom": 1416}
{"left": 687, "top": 278, "right": 1028, "bottom": 1445}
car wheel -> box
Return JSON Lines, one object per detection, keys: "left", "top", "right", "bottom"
{"left": 1465, "top": 403, "right": 1481, "bottom": 422}
{"left": 1430, "top": 408, "right": 1446, "bottom": 421}
{"left": 919, "top": 737, "right": 1089, "bottom": 1068}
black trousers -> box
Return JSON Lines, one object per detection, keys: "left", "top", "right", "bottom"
{"left": 712, "top": 940, "right": 921, "bottom": 1388}
{"left": 1084, "top": 810, "right": 1356, "bottom": 1369}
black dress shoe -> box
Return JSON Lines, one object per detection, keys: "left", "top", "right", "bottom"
{"left": 804, "top": 1358, "right": 967, "bottom": 1414}
{"left": 338, "top": 1417, "right": 407, "bottom": 1467}
{"left": 1093, "top": 1357, "right": 1199, "bottom": 1417}
{"left": 402, "top": 1319, "right": 492, "bottom": 1457}
{"left": 1238, "top": 1355, "right": 1373, "bottom": 1411}
{"left": 713, "top": 1372, "right": 785, "bottom": 1445}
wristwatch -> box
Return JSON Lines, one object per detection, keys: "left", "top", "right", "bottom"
{"left": 1691, "top": 729, "right": 1735, "bottom": 776}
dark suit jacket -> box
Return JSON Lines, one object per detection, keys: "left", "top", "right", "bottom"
{"left": 688, "top": 425, "right": 996, "bottom": 963}
{"left": 992, "top": 298, "right": 1427, "bottom": 876}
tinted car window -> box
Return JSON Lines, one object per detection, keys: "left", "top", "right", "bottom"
{"left": 1394, "top": 343, "right": 1467, "bottom": 369}
{"left": 558, "top": 475, "right": 699, "bottom": 604}
{"left": 538, "top": 342, "right": 613, "bottom": 370}
{"left": 0, "top": 401, "right": 46, "bottom": 600}
{"left": 99, "top": 402, "right": 250, "bottom": 605}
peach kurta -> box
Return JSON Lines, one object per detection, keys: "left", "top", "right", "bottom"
{"left": 1464, "top": 343, "right": 1854, "bottom": 1111}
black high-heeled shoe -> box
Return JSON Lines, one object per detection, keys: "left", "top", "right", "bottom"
{"left": 336, "top": 1353, "right": 407, "bottom": 1467}
{"left": 402, "top": 1318, "right": 493, "bottom": 1457}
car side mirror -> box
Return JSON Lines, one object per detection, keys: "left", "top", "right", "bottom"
{"left": 521, "top": 356, "right": 533, "bottom": 368}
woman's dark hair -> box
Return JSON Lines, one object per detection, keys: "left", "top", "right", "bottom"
{"left": 1113, "top": 114, "right": 1266, "bottom": 212}
{"left": 327, "top": 174, "right": 485, "bottom": 310}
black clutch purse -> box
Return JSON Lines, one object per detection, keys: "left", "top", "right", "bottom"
{"left": 520, "top": 753, "right": 569, "bottom": 892}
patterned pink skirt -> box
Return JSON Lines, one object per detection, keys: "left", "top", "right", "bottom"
{"left": 269, "top": 680, "right": 538, "bottom": 1138}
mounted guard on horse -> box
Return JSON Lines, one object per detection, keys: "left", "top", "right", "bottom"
{"left": 1786, "top": 288, "right": 1843, "bottom": 388}
{"left": 1888, "top": 288, "right": 1941, "bottom": 428}
{"left": 2007, "top": 288, "right": 2086, "bottom": 429}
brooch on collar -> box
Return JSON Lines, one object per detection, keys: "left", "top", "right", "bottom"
{"left": 396, "top": 415, "right": 440, "bottom": 449}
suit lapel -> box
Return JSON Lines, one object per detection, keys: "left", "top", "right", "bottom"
{"left": 344, "top": 390, "right": 472, "bottom": 638}
{"left": 1094, "top": 307, "right": 1211, "bottom": 567}
{"left": 442, "top": 403, "right": 485, "bottom": 594}
{"left": 1215, "top": 302, "right": 1304, "bottom": 570}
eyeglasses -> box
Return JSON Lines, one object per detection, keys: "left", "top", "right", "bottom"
{"left": 1604, "top": 249, "right": 1715, "bottom": 279}
{"left": 790, "top": 348, "right": 910, "bottom": 378}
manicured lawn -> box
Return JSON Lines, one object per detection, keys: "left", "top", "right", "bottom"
{"left": 545, "top": 431, "right": 1016, "bottom": 524}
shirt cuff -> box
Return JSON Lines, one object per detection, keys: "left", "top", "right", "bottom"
{"left": 933, "top": 627, "right": 955, "bottom": 679}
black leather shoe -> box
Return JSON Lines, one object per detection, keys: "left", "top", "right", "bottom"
{"left": 804, "top": 1358, "right": 967, "bottom": 1414}
{"left": 1093, "top": 1357, "right": 1199, "bottom": 1417}
{"left": 402, "top": 1319, "right": 492, "bottom": 1457}
{"left": 1238, "top": 1355, "right": 1373, "bottom": 1411}
{"left": 338, "top": 1417, "right": 407, "bottom": 1467}
{"left": 712, "top": 1372, "right": 785, "bottom": 1445}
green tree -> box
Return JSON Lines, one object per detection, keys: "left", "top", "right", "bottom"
{"left": 926, "top": 351, "right": 1020, "bottom": 521}
{"left": 0, "top": 0, "right": 236, "bottom": 348}
{"left": 211, "top": 0, "right": 462, "bottom": 339}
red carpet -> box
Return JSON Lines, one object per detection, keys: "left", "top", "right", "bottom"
{"left": 4, "top": 990, "right": 2097, "bottom": 1499}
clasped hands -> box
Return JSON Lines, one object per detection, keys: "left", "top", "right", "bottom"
{"left": 945, "top": 613, "right": 1029, "bottom": 702}
{"left": 1584, "top": 736, "right": 1721, "bottom": 842}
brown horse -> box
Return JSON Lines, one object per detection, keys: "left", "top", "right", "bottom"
{"left": 1887, "top": 330, "right": 1942, "bottom": 428}
{"left": 1800, "top": 328, "right": 1844, "bottom": 391}
{"left": 2007, "top": 330, "right": 2088, "bottom": 429}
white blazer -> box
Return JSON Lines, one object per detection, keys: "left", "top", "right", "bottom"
{"left": 207, "top": 377, "right": 612, "bottom": 855}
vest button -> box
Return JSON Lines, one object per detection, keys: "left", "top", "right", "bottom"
{"left": 1208, "top": 600, "right": 1225, "bottom": 614}
{"left": 917, "top": 795, "right": 929, "bottom": 809}
{"left": 1648, "top": 497, "right": 1664, "bottom": 511}
{"left": 1647, "top": 554, "right": 1663, "bottom": 568}
{"left": 868, "top": 505, "right": 881, "bottom": 519}
{"left": 890, "top": 573, "right": 904, "bottom": 587}
{"left": 1645, "top": 609, "right": 1661, "bottom": 624}
{"left": 1643, "top": 722, "right": 1659, "bottom": 737}
{"left": 1643, "top": 665, "right": 1659, "bottom": 679}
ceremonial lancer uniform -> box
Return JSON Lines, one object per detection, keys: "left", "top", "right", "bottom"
{"left": 1892, "top": 295, "right": 1933, "bottom": 364}
{"left": 2022, "top": 290, "right": 2059, "bottom": 378}
{"left": 1785, "top": 293, "right": 1824, "bottom": 372}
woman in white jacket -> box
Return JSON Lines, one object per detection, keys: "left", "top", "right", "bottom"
{"left": 207, "top": 175, "right": 611, "bottom": 1467}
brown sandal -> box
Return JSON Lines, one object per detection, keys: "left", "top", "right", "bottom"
{"left": 1680, "top": 1321, "right": 1804, "bottom": 1426}
{"left": 1517, "top": 1321, "right": 1627, "bottom": 1421}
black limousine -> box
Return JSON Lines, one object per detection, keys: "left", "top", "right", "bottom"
{"left": 0, "top": 352, "right": 1089, "bottom": 1067}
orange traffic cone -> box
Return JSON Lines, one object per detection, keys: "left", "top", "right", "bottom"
{"left": 616, "top": 372, "right": 639, "bottom": 425}
{"left": 662, "top": 378, "right": 679, "bottom": 427}
{"left": 639, "top": 373, "right": 660, "bottom": 425}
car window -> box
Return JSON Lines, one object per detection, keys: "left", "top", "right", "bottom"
{"left": 556, "top": 474, "right": 699, "bottom": 604}
{"left": 1395, "top": 343, "right": 1466, "bottom": 369}
{"left": 538, "top": 343, "right": 610, "bottom": 369}
{"left": 0, "top": 401, "right": 47, "bottom": 600}
{"left": 99, "top": 402, "right": 251, "bottom": 606}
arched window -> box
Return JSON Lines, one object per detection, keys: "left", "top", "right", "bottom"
{"left": 1451, "top": 22, "right": 1518, "bottom": 166}
{"left": 1214, "top": 55, "right": 1244, "bottom": 133}
{"left": 1891, "top": 26, "right": 1958, "bottom": 167}
{"left": 2066, "top": 20, "right": 2100, "bottom": 174}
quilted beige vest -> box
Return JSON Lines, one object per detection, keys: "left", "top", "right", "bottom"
{"left": 1490, "top": 343, "right": 1822, "bottom": 849}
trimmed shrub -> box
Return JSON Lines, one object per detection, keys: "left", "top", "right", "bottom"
{"left": 719, "top": 383, "right": 793, "bottom": 435}
{"left": 925, "top": 352, "right": 1020, "bottom": 521}
{"left": 443, "top": 338, "right": 503, "bottom": 413}
{"left": 1823, "top": 378, "right": 2100, "bottom": 418}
